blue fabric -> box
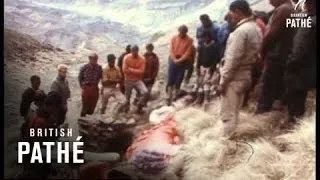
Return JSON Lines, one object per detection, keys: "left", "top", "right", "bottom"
{"left": 217, "top": 23, "right": 231, "bottom": 59}
{"left": 167, "top": 58, "right": 187, "bottom": 89}
{"left": 196, "top": 22, "right": 220, "bottom": 47}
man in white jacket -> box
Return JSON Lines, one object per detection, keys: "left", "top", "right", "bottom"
{"left": 215, "top": 0, "right": 263, "bottom": 137}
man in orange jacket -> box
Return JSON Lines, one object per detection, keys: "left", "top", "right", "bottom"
{"left": 122, "top": 45, "right": 148, "bottom": 114}
{"left": 166, "top": 25, "right": 194, "bottom": 105}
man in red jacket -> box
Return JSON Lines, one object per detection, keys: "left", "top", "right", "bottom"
{"left": 143, "top": 43, "right": 159, "bottom": 100}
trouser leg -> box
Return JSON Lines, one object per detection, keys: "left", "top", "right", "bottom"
{"left": 81, "top": 86, "right": 90, "bottom": 117}
{"left": 175, "top": 63, "right": 187, "bottom": 90}
{"left": 220, "top": 81, "right": 247, "bottom": 137}
{"left": 166, "top": 86, "right": 173, "bottom": 106}
{"left": 185, "top": 63, "right": 194, "bottom": 83}
{"left": 204, "top": 83, "right": 210, "bottom": 103}
{"left": 125, "top": 81, "right": 134, "bottom": 103}
{"left": 257, "top": 62, "right": 285, "bottom": 112}
{"left": 167, "top": 59, "right": 177, "bottom": 104}
{"left": 145, "top": 83, "right": 154, "bottom": 102}
{"left": 120, "top": 76, "right": 125, "bottom": 94}
{"left": 167, "top": 59, "right": 177, "bottom": 88}
{"left": 88, "top": 86, "right": 99, "bottom": 115}
{"left": 286, "top": 88, "right": 308, "bottom": 120}
{"left": 100, "top": 88, "right": 112, "bottom": 114}
{"left": 134, "top": 81, "right": 149, "bottom": 107}
{"left": 243, "top": 65, "right": 260, "bottom": 107}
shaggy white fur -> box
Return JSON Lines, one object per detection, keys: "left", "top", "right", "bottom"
{"left": 166, "top": 108, "right": 315, "bottom": 180}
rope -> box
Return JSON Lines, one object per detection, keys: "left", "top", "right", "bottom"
{"left": 235, "top": 140, "right": 255, "bottom": 163}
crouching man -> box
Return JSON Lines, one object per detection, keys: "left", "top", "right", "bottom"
{"left": 216, "top": 0, "right": 263, "bottom": 137}
{"left": 100, "top": 54, "right": 126, "bottom": 114}
{"left": 122, "top": 45, "right": 148, "bottom": 114}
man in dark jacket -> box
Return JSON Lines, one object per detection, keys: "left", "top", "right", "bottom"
{"left": 284, "top": 0, "right": 316, "bottom": 125}
{"left": 51, "top": 64, "right": 70, "bottom": 116}
{"left": 192, "top": 31, "right": 220, "bottom": 105}
{"left": 256, "top": 0, "right": 296, "bottom": 114}
{"left": 143, "top": 43, "right": 159, "bottom": 95}
{"left": 196, "top": 14, "right": 220, "bottom": 48}
{"left": 20, "top": 75, "right": 41, "bottom": 120}
{"left": 118, "top": 45, "right": 131, "bottom": 94}
{"left": 217, "top": 12, "right": 233, "bottom": 61}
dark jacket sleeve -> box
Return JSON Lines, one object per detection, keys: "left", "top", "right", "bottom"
{"left": 152, "top": 55, "right": 160, "bottom": 80}
{"left": 66, "top": 81, "right": 71, "bottom": 99}
{"left": 212, "top": 23, "right": 220, "bottom": 43}
{"left": 287, "top": 16, "right": 316, "bottom": 71}
{"left": 196, "top": 47, "right": 202, "bottom": 70}
{"left": 217, "top": 24, "right": 230, "bottom": 60}
{"left": 50, "top": 81, "right": 60, "bottom": 93}
{"left": 20, "top": 89, "right": 34, "bottom": 117}
{"left": 78, "top": 66, "right": 84, "bottom": 86}
{"left": 99, "top": 65, "right": 103, "bottom": 81}
{"left": 286, "top": 16, "right": 316, "bottom": 89}
{"left": 118, "top": 54, "right": 124, "bottom": 71}
{"left": 262, "top": 5, "right": 292, "bottom": 55}
{"left": 196, "top": 26, "right": 203, "bottom": 45}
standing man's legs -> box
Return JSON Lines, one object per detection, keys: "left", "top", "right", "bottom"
{"left": 175, "top": 62, "right": 187, "bottom": 90}
{"left": 167, "top": 59, "right": 178, "bottom": 105}
{"left": 167, "top": 59, "right": 178, "bottom": 88}
{"left": 185, "top": 63, "right": 194, "bottom": 84}
{"left": 146, "top": 83, "right": 153, "bottom": 94}
{"left": 220, "top": 80, "right": 248, "bottom": 137}
{"left": 89, "top": 86, "right": 99, "bottom": 114}
{"left": 81, "top": 85, "right": 90, "bottom": 117}
{"left": 123, "top": 81, "right": 134, "bottom": 111}
{"left": 243, "top": 63, "right": 262, "bottom": 107}
{"left": 120, "top": 74, "right": 126, "bottom": 94}
{"left": 81, "top": 85, "right": 99, "bottom": 116}
{"left": 286, "top": 88, "right": 308, "bottom": 122}
{"left": 100, "top": 87, "right": 112, "bottom": 114}
{"left": 257, "top": 62, "right": 285, "bottom": 113}
{"left": 134, "top": 81, "right": 149, "bottom": 109}
{"left": 145, "top": 81, "right": 154, "bottom": 102}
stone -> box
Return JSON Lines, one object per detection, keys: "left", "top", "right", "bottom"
{"left": 56, "top": 47, "right": 63, "bottom": 52}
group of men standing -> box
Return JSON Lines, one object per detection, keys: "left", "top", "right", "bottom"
{"left": 164, "top": 0, "right": 316, "bottom": 136}
{"left": 78, "top": 44, "right": 160, "bottom": 116}
{"left": 19, "top": 65, "right": 71, "bottom": 178}
{"left": 217, "top": 0, "right": 316, "bottom": 136}
{"left": 19, "top": 65, "right": 70, "bottom": 138}
{"left": 20, "top": 0, "right": 316, "bottom": 140}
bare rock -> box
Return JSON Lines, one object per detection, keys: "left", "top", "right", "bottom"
{"left": 55, "top": 47, "right": 63, "bottom": 52}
